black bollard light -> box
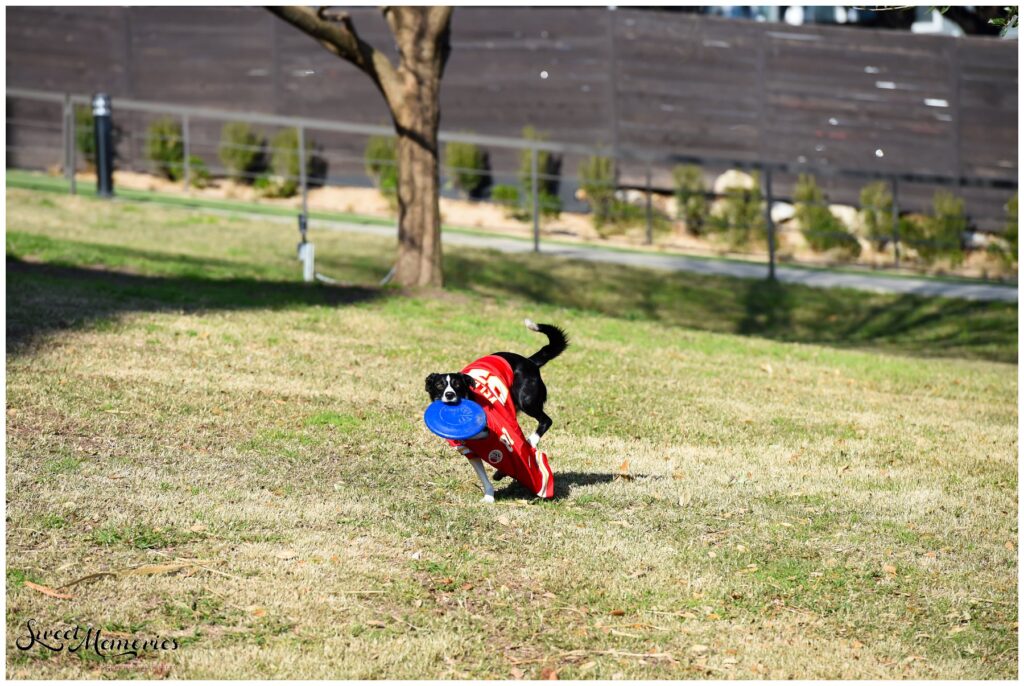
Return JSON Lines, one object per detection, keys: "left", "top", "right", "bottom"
{"left": 92, "top": 93, "right": 114, "bottom": 198}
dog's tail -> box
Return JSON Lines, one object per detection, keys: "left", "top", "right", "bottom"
{"left": 524, "top": 319, "right": 569, "bottom": 367}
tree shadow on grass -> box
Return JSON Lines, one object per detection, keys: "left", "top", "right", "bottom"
{"left": 444, "top": 251, "right": 1017, "bottom": 364}
{"left": 493, "top": 471, "right": 618, "bottom": 501}
{"left": 6, "top": 256, "right": 385, "bottom": 355}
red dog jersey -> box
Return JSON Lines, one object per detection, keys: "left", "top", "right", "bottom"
{"left": 447, "top": 355, "right": 554, "bottom": 499}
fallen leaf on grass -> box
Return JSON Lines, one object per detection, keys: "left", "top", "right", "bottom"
{"left": 882, "top": 564, "right": 897, "bottom": 576}
{"left": 366, "top": 620, "right": 387, "bottom": 629}
{"left": 276, "top": 550, "right": 298, "bottom": 560}
{"left": 609, "top": 609, "right": 626, "bottom": 616}
{"left": 690, "top": 644, "right": 710, "bottom": 656}
{"left": 539, "top": 666, "right": 559, "bottom": 680}
{"left": 760, "top": 363, "right": 773, "bottom": 376}
{"left": 24, "top": 581, "right": 74, "bottom": 599}
{"left": 251, "top": 607, "right": 267, "bottom": 618}
{"left": 616, "top": 459, "right": 634, "bottom": 481}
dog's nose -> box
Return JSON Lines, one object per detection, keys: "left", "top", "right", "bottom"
{"left": 443, "top": 391, "right": 456, "bottom": 401}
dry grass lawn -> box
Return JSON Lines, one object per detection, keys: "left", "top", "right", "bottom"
{"left": 5, "top": 188, "right": 1018, "bottom": 678}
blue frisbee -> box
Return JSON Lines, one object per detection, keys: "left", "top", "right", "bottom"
{"left": 423, "top": 398, "right": 487, "bottom": 440}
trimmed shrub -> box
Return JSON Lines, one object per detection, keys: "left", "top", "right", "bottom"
{"left": 708, "top": 172, "right": 765, "bottom": 248}
{"left": 536, "top": 190, "right": 562, "bottom": 219}
{"left": 579, "top": 155, "right": 615, "bottom": 228}
{"left": 672, "top": 165, "right": 708, "bottom": 235}
{"left": 519, "top": 126, "right": 562, "bottom": 218}
{"left": 185, "top": 155, "right": 210, "bottom": 189}
{"left": 264, "top": 127, "right": 312, "bottom": 198}
{"left": 1004, "top": 193, "right": 1018, "bottom": 261}
{"left": 794, "top": 173, "right": 860, "bottom": 258}
{"left": 146, "top": 117, "right": 184, "bottom": 181}
{"left": 219, "top": 122, "right": 264, "bottom": 183}
{"left": 859, "top": 180, "right": 893, "bottom": 244}
{"left": 902, "top": 191, "right": 966, "bottom": 265}
{"left": 490, "top": 184, "right": 525, "bottom": 220}
{"left": 365, "top": 135, "right": 398, "bottom": 205}
{"left": 445, "top": 141, "right": 489, "bottom": 198}
{"left": 74, "top": 106, "right": 95, "bottom": 166}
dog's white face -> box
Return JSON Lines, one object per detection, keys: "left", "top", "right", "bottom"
{"left": 425, "top": 373, "right": 476, "bottom": 404}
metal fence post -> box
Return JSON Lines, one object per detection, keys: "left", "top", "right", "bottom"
{"left": 64, "top": 94, "right": 77, "bottom": 195}
{"left": 645, "top": 162, "right": 653, "bottom": 245}
{"left": 763, "top": 166, "right": 776, "bottom": 281}
{"left": 891, "top": 176, "right": 900, "bottom": 268}
{"left": 531, "top": 146, "right": 539, "bottom": 252}
{"left": 182, "top": 114, "right": 190, "bottom": 192}
{"left": 62, "top": 93, "right": 71, "bottom": 192}
{"left": 298, "top": 125, "right": 308, "bottom": 217}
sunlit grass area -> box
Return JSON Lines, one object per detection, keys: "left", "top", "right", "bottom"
{"left": 5, "top": 188, "right": 1017, "bottom": 678}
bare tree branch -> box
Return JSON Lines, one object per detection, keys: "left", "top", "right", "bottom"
{"left": 266, "top": 6, "right": 400, "bottom": 103}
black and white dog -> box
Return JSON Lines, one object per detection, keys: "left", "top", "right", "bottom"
{"left": 424, "top": 319, "right": 568, "bottom": 499}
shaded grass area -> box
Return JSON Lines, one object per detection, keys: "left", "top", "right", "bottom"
{"left": 5, "top": 188, "right": 1017, "bottom": 363}
{"left": 5, "top": 187, "right": 1018, "bottom": 678}
{"left": 447, "top": 251, "right": 1016, "bottom": 364}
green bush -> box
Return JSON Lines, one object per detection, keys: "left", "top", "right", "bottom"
{"left": 490, "top": 184, "right": 526, "bottom": 221}
{"left": 182, "top": 155, "right": 210, "bottom": 189}
{"left": 579, "top": 155, "right": 616, "bottom": 228}
{"left": 672, "top": 165, "right": 708, "bottom": 235}
{"left": 536, "top": 191, "right": 562, "bottom": 218}
{"left": 365, "top": 135, "right": 398, "bottom": 205}
{"left": 262, "top": 127, "right": 312, "bottom": 198}
{"left": 708, "top": 173, "right": 765, "bottom": 248}
{"left": 219, "top": 122, "right": 264, "bottom": 183}
{"left": 74, "top": 106, "right": 95, "bottom": 166}
{"left": 1004, "top": 193, "right": 1018, "bottom": 262}
{"left": 145, "top": 117, "right": 184, "bottom": 181}
{"left": 445, "top": 141, "right": 488, "bottom": 198}
{"left": 902, "top": 191, "right": 966, "bottom": 265}
{"left": 519, "top": 126, "right": 562, "bottom": 218}
{"left": 794, "top": 173, "right": 860, "bottom": 258}
{"left": 859, "top": 180, "right": 893, "bottom": 243}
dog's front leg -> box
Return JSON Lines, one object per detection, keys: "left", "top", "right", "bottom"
{"left": 468, "top": 457, "right": 495, "bottom": 503}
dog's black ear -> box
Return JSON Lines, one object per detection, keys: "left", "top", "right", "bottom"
{"left": 459, "top": 373, "right": 477, "bottom": 388}
{"left": 424, "top": 373, "right": 440, "bottom": 394}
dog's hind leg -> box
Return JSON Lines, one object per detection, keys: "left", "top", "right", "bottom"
{"left": 468, "top": 457, "right": 495, "bottom": 503}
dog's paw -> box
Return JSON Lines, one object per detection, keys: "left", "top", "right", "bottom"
{"left": 480, "top": 494, "right": 495, "bottom": 504}
{"left": 528, "top": 432, "right": 540, "bottom": 448}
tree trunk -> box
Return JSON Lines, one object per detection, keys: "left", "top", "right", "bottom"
{"left": 393, "top": 82, "right": 443, "bottom": 288}
{"left": 266, "top": 6, "right": 451, "bottom": 288}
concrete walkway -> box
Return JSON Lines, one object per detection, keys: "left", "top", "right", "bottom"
{"left": 306, "top": 216, "right": 1017, "bottom": 303}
